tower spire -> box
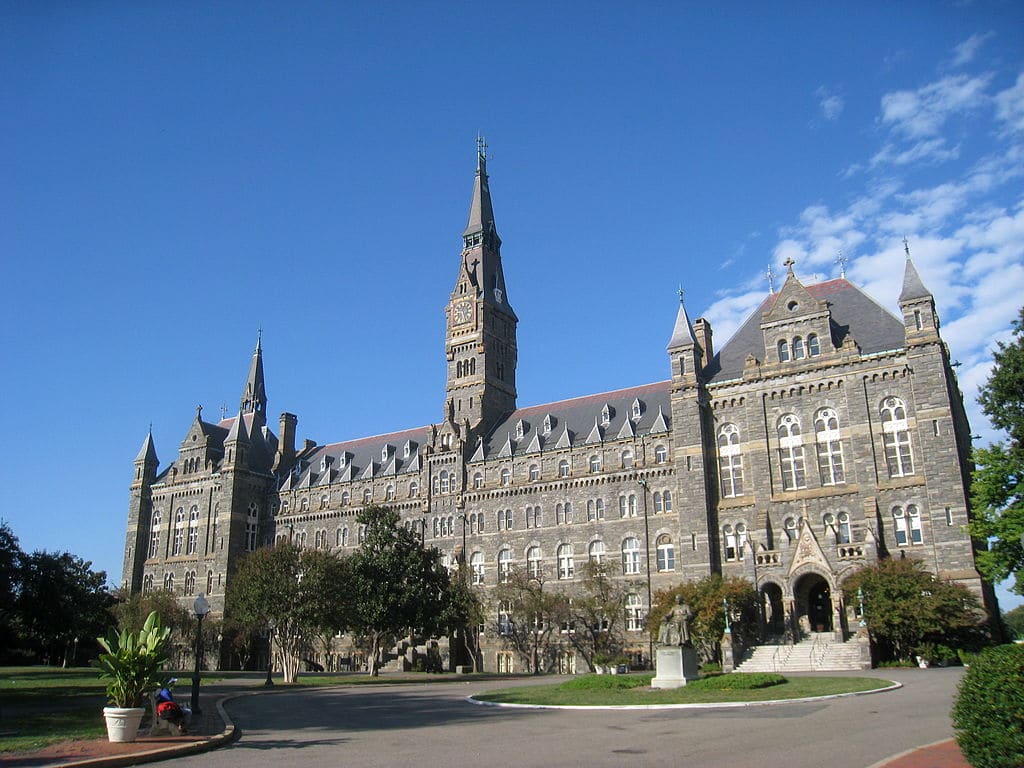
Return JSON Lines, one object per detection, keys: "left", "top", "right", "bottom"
{"left": 463, "top": 136, "right": 500, "bottom": 247}
{"left": 240, "top": 332, "right": 267, "bottom": 422}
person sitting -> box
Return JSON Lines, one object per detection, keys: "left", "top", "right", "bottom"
{"left": 154, "top": 678, "right": 192, "bottom": 733}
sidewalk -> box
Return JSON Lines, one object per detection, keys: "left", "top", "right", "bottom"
{"left": 872, "top": 738, "right": 970, "bottom": 768}
{"left": 0, "top": 681, "right": 249, "bottom": 768}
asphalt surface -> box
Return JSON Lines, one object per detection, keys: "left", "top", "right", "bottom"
{"left": 163, "top": 668, "right": 964, "bottom": 768}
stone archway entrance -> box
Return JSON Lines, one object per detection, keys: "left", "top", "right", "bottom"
{"left": 761, "top": 583, "right": 785, "bottom": 637}
{"left": 794, "top": 572, "right": 832, "bottom": 634}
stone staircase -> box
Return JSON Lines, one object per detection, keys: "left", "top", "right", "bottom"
{"left": 735, "top": 633, "right": 870, "bottom": 673}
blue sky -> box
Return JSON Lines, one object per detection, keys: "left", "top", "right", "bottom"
{"left": 2, "top": 2, "right": 1022, "bottom": 608}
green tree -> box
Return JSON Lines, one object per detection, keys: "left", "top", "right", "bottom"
{"left": 970, "top": 307, "right": 1024, "bottom": 593}
{"left": 492, "top": 568, "right": 569, "bottom": 674}
{"left": 564, "top": 560, "right": 633, "bottom": 672}
{"left": 0, "top": 520, "right": 23, "bottom": 663}
{"left": 1002, "top": 604, "right": 1024, "bottom": 640}
{"left": 347, "top": 506, "right": 450, "bottom": 676}
{"left": 439, "top": 571, "right": 485, "bottom": 673}
{"left": 226, "top": 542, "right": 349, "bottom": 682}
{"left": 842, "top": 558, "right": 982, "bottom": 662}
{"left": 15, "top": 550, "right": 113, "bottom": 666}
{"left": 647, "top": 575, "right": 757, "bottom": 664}
{"left": 110, "top": 588, "right": 195, "bottom": 667}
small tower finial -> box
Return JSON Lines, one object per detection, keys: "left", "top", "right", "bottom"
{"left": 256, "top": 326, "right": 262, "bottom": 351}
{"left": 783, "top": 256, "right": 796, "bottom": 273}
{"left": 476, "top": 134, "right": 488, "bottom": 172}
{"left": 766, "top": 263, "right": 776, "bottom": 293}
{"left": 678, "top": 285, "right": 685, "bottom": 306}
{"left": 903, "top": 236, "right": 911, "bottom": 259}
{"left": 196, "top": 404, "right": 203, "bottom": 419}
{"left": 835, "top": 250, "right": 847, "bottom": 279}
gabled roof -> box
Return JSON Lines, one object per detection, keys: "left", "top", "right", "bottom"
{"left": 482, "top": 380, "right": 672, "bottom": 458}
{"left": 705, "top": 278, "right": 904, "bottom": 382}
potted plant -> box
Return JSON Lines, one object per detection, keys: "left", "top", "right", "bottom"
{"left": 93, "top": 611, "right": 171, "bottom": 742}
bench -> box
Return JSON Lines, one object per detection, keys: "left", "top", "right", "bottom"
{"left": 148, "top": 691, "right": 186, "bottom": 736}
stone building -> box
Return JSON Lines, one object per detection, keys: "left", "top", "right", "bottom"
{"left": 123, "top": 144, "right": 994, "bottom": 672}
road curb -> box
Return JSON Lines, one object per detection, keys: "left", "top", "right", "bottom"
{"left": 864, "top": 737, "right": 960, "bottom": 768}
{"left": 465, "top": 680, "right": 902, "bottom": 710}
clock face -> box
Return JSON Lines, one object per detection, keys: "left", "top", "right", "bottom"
{"left": 453, "top": 301, "right": 473, "bottom": 324}
{"left": 493, "top": 287, "right": 503, "bottom": 304}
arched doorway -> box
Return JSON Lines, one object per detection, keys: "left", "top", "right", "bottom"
{"left": 793, "top": 572, "right": 832, "bottom": 634}
{"left": 761, "top": 583, "right": 785, "bottom": 637}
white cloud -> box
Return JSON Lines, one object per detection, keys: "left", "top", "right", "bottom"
{"left": 879, "top": 73, "right": 992, "bottom": 139}
{"left": 950, "top": 31, "right": 995, "bottom": 68}
{"left": 870, "top": 138, "right": 960, "bottom": 167}
{"left": 815, "top": 86, "right": 845, "bottom": 121}
{"left": 702, "top": 290, "right": 766, "bottom": 346}
{"left": 995, "top": 72, "right": 1024, "bottom": 134}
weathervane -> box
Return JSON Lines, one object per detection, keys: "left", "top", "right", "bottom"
{"left": 766, "top": 263, "right": 776, "bottom": 293}
{"left": 678, "top": 285, "right": 685, "bottom": 306}
{"left": 903, "top": 236, "right": 911, "bottom": 258}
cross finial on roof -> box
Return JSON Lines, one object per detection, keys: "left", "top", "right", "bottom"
{"left": 903, "top": 236, "right": 911, "bottom": 258}
{"left": 196, "top": 404, "right": 203, "bottom": 418}
{"left": 766, "top": 263, "right": 776, "bottom": 293}
{"left": 783, "top": 256, "right": 795, "bottom": 273}
{"left": 835, "top": 250, "right": 847, "bottom": 278}
{"left": 678, "top": 285, "right": 685, "bottom": 306}
{"left": 220, "top": 404, "right": 228, "bottom": 420}
{"left": 256, "top": 326, "right": 262, "bottom": 350}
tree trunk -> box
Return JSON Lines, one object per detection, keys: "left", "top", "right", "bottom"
{"left": 368, "top": 635, "right": 380, "bottom": 676}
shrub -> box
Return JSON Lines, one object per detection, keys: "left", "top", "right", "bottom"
{"left": 952, "top": 643, "right": 1024, "bottom": 768}
{"left": 689, "top": 673, "right": 785, "bottom": 691}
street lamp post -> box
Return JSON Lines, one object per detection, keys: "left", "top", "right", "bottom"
{"left": 636, "top": 476, "right": 654, "bottom": 669}
{"left": 190, "top": 593, "right": 211, "bottom": 716}
{"left": 459, "top": 513, "right": 468, "bottom": 568}
{"left": 265, "top": 619, "right": 276, "bottom": 686}
{"left": 723, "top": 596, "right": 732, "bottom": 634}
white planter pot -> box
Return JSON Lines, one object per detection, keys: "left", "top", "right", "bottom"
{"left": 103, "top": 707, "right": 146, "bottom": 743}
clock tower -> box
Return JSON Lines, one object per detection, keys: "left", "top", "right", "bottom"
{"left": 444, "top": 138, "right": 518, "bottom": 435}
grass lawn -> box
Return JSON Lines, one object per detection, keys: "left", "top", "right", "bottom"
{"left": 472, "top": 673, "right": 894, "bottom": 706}
{"left": 0, "top": 667, "right": 223, "bottom": 753}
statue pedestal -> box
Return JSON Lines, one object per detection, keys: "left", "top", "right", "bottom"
{"left": 652, "top": 646, "right": 700, "bottom": 689}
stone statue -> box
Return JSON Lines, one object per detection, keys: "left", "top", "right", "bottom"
{"left": 657, "top": 596, "right": 694, "bottom": 647}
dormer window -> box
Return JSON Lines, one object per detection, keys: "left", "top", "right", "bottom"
{"left": 600, "top": 404, "right": 613, "bottom": 426}
{"left": 338, "top": 454, "right": 347, "bottom": 469}
{"left": 631, "top": 398, "right": 643, "bottom": 419}
{"left": 514, "top": 420, "right": 528, "bottom": 440}
{"left": 320, "top": 456, "right": 328, "bottom": 472}
{"left": 403, "top": 440, "right": 414, "bottom": 459}
{"left": 543, "top": 414, "right": 555, "bottom": 435}
{"left": 381, "top": 444, "right": 392, "bottom": 461}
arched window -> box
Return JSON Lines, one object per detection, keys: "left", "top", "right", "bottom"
{"left": 529, "top": 464, "right": 540, "bottom": 482}
{"left": 621, "top": 537, "right": 640, "bottom": 575}
{"left": 808, "top": 333, "right": 821, "bottom": 356}
{"left": 621, "top": 450, "right": 633, "bottom": 469}
{"left": 498, "top": 549, "right": 513, "bottom": 582}
{"left": 558, "top": 459, "right": 570, "bottom": 478}
{"left": 470, "top": 552, "right": 484, "bottom": 585}
{"left": 300, "top": 497, "right": 309, "bottom": 512}
{"left": 777, "top": 414, "right": 807, "bottom": 490}
{"left": 793, "top": 336, "right": 805, "bottom": 359}
{"left": 473, "top": 472, "right": 484, "bottom": 489}
{"left": 385, "top": 484, "right": 395, "bottom": 501}
{"left": 186, "top": 506, "right": 199, "bottom": 555}
{"left": 908, "top": 504, "right": 923, "bottom": 544}
{"left": 149, "top": 511, "right": 162, "bottom": 559}
{"left": 498, "top": 600, "right": 513, "bottom": 636}
{"left": 838, "top": 512, "right": 851, "bottom": 544}
{"left": 143, "top": 574, "right": 154, "bottom": 594}
{"left": 172, "top": 508, "right": 185, "bottom": 556}
{"left": 628, "top": 494, "right": 637, "bottom": 517}
{"left": 409, "top": 481, "right": 419, "bottom": 498}
{"left": 206, "top": 570, "right": 214, "bottom": 595}
{"left": 625, "top": 593, "right": 643, "bottom": 631}
{"left": 656, "top": 535, "right": 675, "bottom": 572}
{"left": 557, "top": 544, "right": 575, "bottom": 579}
{"left": 653, "top": 491, "right": 663, "bottom": 513}
{"left": 589, "top": 454, "right": 602, "bottom": 473}
{"left": 476, "top": 511, "right": 485, "bottom": 533}
{"left": 342, "top": 527, "right": 349, "bottom": 547}
{"left": 736, "top": 523, "right": 748, "bottom": 559}
{"left": 881, "top": 397, "right": 914, "bottom": 477}
{"left": 527, "top": 546, "right": 543, "bottom": 579}
{"left": 362, "top": 488, "right": 372, "bottom": 504}
{"left": 588, "top": 540, "right": 605, "bottom": 564}
{"left": 893, "top": 506, "right": 908, "bottom": 546}
{"left": 778, "top": 339, "right": 790, "bottom": 362}
{"left": 717, "top": 424, "right": 744, "bottom": 497}
{"left": 320, "top": 494, "right": 329, "bottom": 510}
{"left": 500, "top": 467, "right": 511, "bottom": 486}
{"left": 663, "top": 490, "right": 673, "bottom": 513}
{"left": 784, "top": 516, "right": 797, "bottom": 542}
{"left": 164, "top": 572, "right": 174, "bottom": 592}
{"left": 655, "top": 444, "right": 668, "bottom": 464}
{"left": 183, "top": 570, "right": 196, "bottom": 596}
{"left": 723, "top": 524, "right": 737, "bottom": 561}
{"left": 440, "top": 470, "right": 451, "bottom": 494}
{"left": 341, "top": 491, "right": 351, "bottom": 505}
{"left": 815, "top": 408, "right": 846, "bottom": 486}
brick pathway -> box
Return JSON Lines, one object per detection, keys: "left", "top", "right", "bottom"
{"left": 873, "top": 738, "right": 970, "bottom": 768}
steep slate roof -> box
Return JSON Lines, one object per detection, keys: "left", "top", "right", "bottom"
{"left": 705, "top": 278, "right": 905, "bottom": 382}
{"left": 287, "top": 425, "right": 432, "bottom": 488}
{"left": 899, "top": 257, "right": 932, "bottom": 302}
{"left": 479, "top": 380, "right": 672, "bottom": 460}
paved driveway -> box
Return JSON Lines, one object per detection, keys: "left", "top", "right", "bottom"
{"left": 175, "top": 669, "right": 963, "bottom": 768}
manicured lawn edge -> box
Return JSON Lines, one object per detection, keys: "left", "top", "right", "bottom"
{"left": 467, "top": 677, "right": 900, "bottom": 710}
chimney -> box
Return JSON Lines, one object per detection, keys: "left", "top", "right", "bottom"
{"left": 276, "top": 412, "right": 297, "bottom": 473}
{"left": 693, "top": 318, "right": 714, "bottom": 366}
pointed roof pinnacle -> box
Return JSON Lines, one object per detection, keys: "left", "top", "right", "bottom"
{"left": 226, "top": 409, "right": 250, "bottom": 444}
{"left": 667, "top": 290, "right": 696, "bottom": 350}
{"left": 463, "top": 136, "right": 499, "bottom": 242}
{"left": 135, "top": 428, "right": 159, "bottom": 464}
{"left": 240, "top": 333, "right": 267, "bottom": 418}
{"left": 899, "top": 241, "right": 932, "bottom": 303}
